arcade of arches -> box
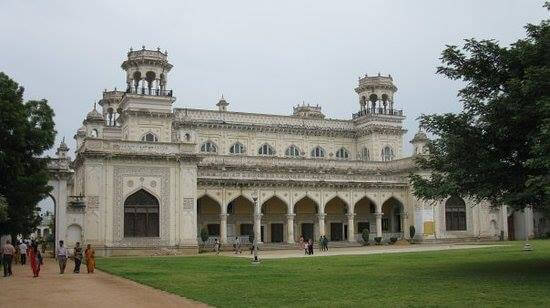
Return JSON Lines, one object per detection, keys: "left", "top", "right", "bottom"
{"left": 196, "top": 193, "right": 406, "bottom": 244}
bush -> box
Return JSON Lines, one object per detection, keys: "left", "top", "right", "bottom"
{"left": 409, "top": 225, "right": 416, "bottom": 239}
{"left": 200, "top": 228, "right": 209, "bottom": 243}
{"left": 390, "top": 237, "right": 397, "bottom": 244}
{"left": 361, "top": 229, "right": 370, "bottom": 246}
{"left": 374, "top": 237, "right": 382, "bottom": 245}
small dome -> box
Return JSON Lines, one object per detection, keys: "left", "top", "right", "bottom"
{"left": 58, "top": 137, "right": 69, "bottom": 150}
{"left": 216, "top": 95, "right": 228, "bottom": 106}
{"left": 411, "top": 131, "right": 429, "bottom": 143}
{"left": 86, "top": 103, "right": 104, "bottom": 121}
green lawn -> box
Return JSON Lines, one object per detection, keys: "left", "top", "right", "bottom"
{"left": 97, "top": 240, "right": 550, "bottom": 307}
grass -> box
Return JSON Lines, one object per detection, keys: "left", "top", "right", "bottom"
{"left": 97, "top": 240, "right": 550, "bottom": 307}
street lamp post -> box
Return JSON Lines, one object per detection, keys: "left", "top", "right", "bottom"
{"left": 252, "top": 195, "right": 260, "bottom": 263}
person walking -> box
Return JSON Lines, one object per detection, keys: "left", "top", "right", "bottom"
{"left": 29, "top": 242, "right": 42, "bottom": 278}
{"left": 234, "top": 237, "right": 241, "bottom": 254}
{"left": 73, "top": 242, "right": 83, "bottom": 273}
{"left": 318, "top": 236, "right": 324, "bottom": 251}
{"left": 56, "top": 240, "right": 69, "bottom": 274}
{"left": 214, "top": 239, "right": 220, "bottom": 255}
{"left": 19, "top": 241, "right": 27, "bottom": 265}
{"left": 2, "top": 240, "right": 15, "bottom": 277}
{"left": 84, "top": 244, "right": 95, "bottom": 274}
{"left": 299, "top": 236, "right": 304, "bottom": 251}
{"left": 323, "top": 236, "right": 329, "bottom": 252}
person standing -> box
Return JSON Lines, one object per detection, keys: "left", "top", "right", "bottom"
{"left": 56, "top": 240, "right": 69, "bottom": 274}
{"left": 214, "top": 239, "right": 220, "bottom": 255}
{"left": 323, "top": 236, "right": 329, "bottom": 252}
{"left": 73, "top": 242, "right": 83, "bottom": 273}
{"left": 2, "top": 240, "right": 15, "bottom": 277}
{"left": 84, "top": 244, "right": 95, "bottom": 274}
{"left": 19, "top": 241, "right": 27, "bottom": 265}
{"left": 29, "top": 243, "right": 42, "bottom": 278}
{"left": 308, "top": 239, "right": 314, "bottom": 255}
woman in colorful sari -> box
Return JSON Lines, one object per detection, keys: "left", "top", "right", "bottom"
{"left": 29, "top": 243, "right": 42, "bottom": 278}
{"left": 84, "top": 244, "right": 95, "bottom": 274}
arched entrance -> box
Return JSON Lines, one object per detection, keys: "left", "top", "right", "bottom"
{"left": 381, "top": 197, "right": 404, "bottom": 239}
{"left": 294, "top": 196, "right": 318, "bottom": 242}
{"left": 354, "top": 196, "right": 376, "bottom": 242}
{"left": 325, "top": 196, "right": 348, "bottom": 241}
{"left": 227, "top": 196, "right": 254, "bottom": 243}
{"left": 197, "top": 195, "right": 221, "bottom": 242}
{"left": 123, "top": 189, "right": 159, "bottom": 238}
{"left": 261, "top": 196, "right": 287, "bottom": 243}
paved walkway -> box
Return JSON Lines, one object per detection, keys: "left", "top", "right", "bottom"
{"left": 214, "top": 243, "right": 507, "bottom": 259}
{"left": 0, "top": 258, "right": 208, "bottom": 308}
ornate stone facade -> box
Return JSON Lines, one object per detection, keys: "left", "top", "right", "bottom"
{"left": 46, "top": 48, "right": 518, "bottom": 256}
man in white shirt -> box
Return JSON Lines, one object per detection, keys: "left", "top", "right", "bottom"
{"left": 56, "top": 240, "right": 69, "bottom": 274}
{"left": 19, "top": 241, "right": 27, "bottom": 265}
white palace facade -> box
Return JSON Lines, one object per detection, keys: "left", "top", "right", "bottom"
{"left": 45, "top": 47, "right": 525, "bottom": 256}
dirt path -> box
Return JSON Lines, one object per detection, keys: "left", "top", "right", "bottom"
{"left": 0, "top": 257, "right": 208, "bottom": 308}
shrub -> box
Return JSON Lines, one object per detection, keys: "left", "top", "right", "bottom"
{"left": 409, "top": 225, "right": 416, "bottom": 239}
{"left": 374, "top": 237, "right": 382, "bottom": 245}
{"left": 390, "top": 237, "right": 397, "bottom": 244}
{"left": 361, "top": 228, "right": 370, "bottom": 246}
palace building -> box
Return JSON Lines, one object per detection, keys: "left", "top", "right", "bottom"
{"left": 45, "top": 47, "right": 530, "bottom": 256}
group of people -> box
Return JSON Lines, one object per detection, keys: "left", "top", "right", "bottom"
{"left": 55, "top": 240, "right": 95, "bottom": 275}
{"left": 1, "top": 239, "right": 96, "bottom": 278}
{"left": 299, "top": 235, "right": 330, "bottom": 255}
{"left": 2, "top": 240, "right": 43, "bottom": 278}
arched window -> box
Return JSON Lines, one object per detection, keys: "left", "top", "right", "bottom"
{"left": 200, "top": 141, "right": 217, "bottom": 153}
{"left": 335, "top": 147, "right": 350, "bottom": 159}
{"left": 381, "top": 146, "right": 394, "bottom": 161}
{"left": 90, "top": 129, "right": 99, "bottom": 138}
{"left": 445, "top": 196, "right": 466, "bottom": 231}
{"left": 141, "top": 132, "right": 158, "bottom": 142}
{"left": 311, "top": 146, "right": 325, "bottom": 158}
{"left": 229, "top": 142, "right": 245, "bottom": 155}
{"left": 285, "top": 145, "right": 301, "bottom": 157}
{"left": 124, "top": 189, "right": 159, "bottom": 237}
{"left": 360, "top": 147, "right": 370, "bottom": 161}
{"left": 258, "top": 143, "right": 275, "bottom": 156}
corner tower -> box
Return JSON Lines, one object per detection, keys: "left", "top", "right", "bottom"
{"left": 118, "top": 46, "right": 176, "bottom": 142}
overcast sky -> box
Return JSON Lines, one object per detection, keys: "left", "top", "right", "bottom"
{"left": 1, "top": 0, "right": 547, "bottom": 160}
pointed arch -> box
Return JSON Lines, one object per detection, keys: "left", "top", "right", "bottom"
{"left": 261, "top": 195, "right": 288, "bottom": 215}
{"left": 324, "top": 195, "right": 349, "bottom": 215}
{"left": 197, "top": 194, "right": 222, "bottom": 214}
{"left": 229, "top": 142, "right": 246, "bottom": 155}
{"left": 354, "top": 195, "right": 377, "bottom": 215}
{"left": 200, "top": 140, "right": 217, "bottom": 153}
{"left": 285, "top": 145, "right": 301, "bottom": 157}
{"left": 141, "top": 132, "right": 159, "bottom": 142}
{"left": 293, "top": 195, "right": 319, "bottom": 214}
{"left": 124, "top": 188, "right": 160, "bottom": 238}
{"left": 311, "top": 146, "right": 325, "bottom": 158}
{"left": 258, "top": 143, "right": 276, "bottom": 156}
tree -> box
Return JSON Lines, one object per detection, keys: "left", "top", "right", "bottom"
{"left": 0, "top": 194, "right": 8, "bottom": 223}
{"left": 0, "top": 72, "right": 56, "bottom": 241}
{"left": 410, "top": 4, "right": 549, "bottom": 213}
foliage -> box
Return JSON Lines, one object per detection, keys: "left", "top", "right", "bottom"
{"left": 390, "top": 237, "right": 398, "bottom": 244}
{"left": 374, "top": 237, "right": 382, "bottom": 244}
{"left": 0, "top": 194, "right": 8, "bottom": 223}
{"left": 0, "top": 72, "right": 56, "bottom": 239}
{"left": 361, "top": 228, "right": 369, "bottom": 245}
{"left": 410, "top": 5, "right": 550, "bottom": 212}
{"left": 200, "top": 228, "right": 209, "bottom": 243}
{"left": 410, "top": 225, "right": 416, "bottom": 239}
{"left": 97, "top": 240, "right": 550, "bottom": 307}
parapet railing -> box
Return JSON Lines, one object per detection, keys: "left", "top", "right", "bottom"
{"left": 352, "top": 108, "right": 404, "bottom": 119}
{"left": 125, "top": 87, "right": 173, "bottom": 97}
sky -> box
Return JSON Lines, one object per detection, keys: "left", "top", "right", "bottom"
{"left": 1, "top": 0, "right": 547, "bottom": 211}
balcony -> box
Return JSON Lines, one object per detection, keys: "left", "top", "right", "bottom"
{"left": 125, "top": 87, "right": 173, "bottom": 97}
{"left": 68, "top": 195, "right": 86, "bottom": 208}
{"left": 352, "top": 108, "right": 404, "bottom": 119}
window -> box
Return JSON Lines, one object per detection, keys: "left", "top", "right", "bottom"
{"left": 381, "top": 146, "right": 394, "bottom": 161}
{"left": 229, "top": 142, "right": 245, "bottom": 154}
{"left": 200, "top": 141, "right": 217, "bottom": 153}
{"left": 311, "top": 146, "right": 325, "bottom": 158}
{"left": 258, "top": 143, "right": 275, "bottom": 156}
{"left": 124, "top": 189, "right": 159, "bottom": 238}
{"left": 445, "top": 196, "right": 467, "bottom": 231}
{"left": 141, "top": 132, "right": 158, "bottom": 142}
{"left": 336, "top": 147, "right": 350, "bottom": 159}
{"left": 285, "top": 145, "right": 301, "bottom": 157}
{"left": 207, "top": 224, "right": 220, "bottom": 236}
{"left": 382, "top": 218, "right": 390, "bottom": 231}
{"left": 360, "top": 147, "right": 370, "bottom": 161}
{"left": 90, "top": 129, "right": 99, "bottom": 138}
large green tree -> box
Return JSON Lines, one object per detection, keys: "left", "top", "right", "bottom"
{"left": 0, "top": 72, "right": 56, "bottom": 240}
{"left": 410, "top": 5, "right": 550, "bottom": 212}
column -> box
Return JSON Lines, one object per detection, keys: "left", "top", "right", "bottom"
{"left": 400, "top": 212, "right": 406, "bottom": 232}
{"left": 401, "top": 212, "right": 409, "bottom": 238}
{"left": 254, "top": 213, "right": 263, "bottom": 244}
{"left": 500, "top": 205, "right": 508, "bottom": 240}
{"left": 347, "top": 213, "right": 355, "bottom": 242}
{"left": 375, "top": 212, "right": 383, "bottom": 238}
{"left": 286, "top": 214, "right": 295, "bottom": 244}
{"left": 220, "top": 213, "right": 228, "bottom": 244}
{"left": 318, "top": 213, "right": 326, "bottom": 237}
